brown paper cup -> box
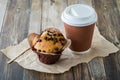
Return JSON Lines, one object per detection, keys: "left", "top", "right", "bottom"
{"left": 61, "top": 4, "right": 97, "bottom": 53}
{"left": 64, "top": 23, "right": 95, "bottom": 52}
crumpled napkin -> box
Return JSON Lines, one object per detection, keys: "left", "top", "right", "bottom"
{"left": 1, "top": 27, "right": 119, "bottom": 74}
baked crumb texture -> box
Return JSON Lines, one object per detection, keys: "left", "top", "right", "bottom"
{"left": 33, "top": 28, "right": 67, "bottom": 54}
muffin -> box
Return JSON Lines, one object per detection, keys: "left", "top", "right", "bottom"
{"left": 28, "top": 28, "right": 67, "bottom": 64}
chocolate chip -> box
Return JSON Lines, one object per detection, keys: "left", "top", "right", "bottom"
{"left": 38, "top": 50, "right": 41, "bottom": 52}
{"left": 47, "top": 31, "right": 51, "bottom": 33}
{"left": 58, "top": 34, "right": 63, "bottom": 36}
{"left": 61, "top": 43, "right": 65, "bottom": 46}
{"left": 53, "top": 34, "right": 56, "bottom": 36}
{"left": 59, "top": 38, "right": 62, "bottom": 41}
{"left": 53, "top": 38, "right": 58, "bottom": 44}
{"left": 48, "top": 31, "right": 52, "bottom": 33}
{"left": 50, "top": 38, "right": 53, "bottom": 40}
{"left": 37, "top": 39, "right": 42, "bottom": 42}
{"left": 46, "top": 37, "right": 52, "bottom": 41}
{"left": 47, "top": 33, "right": 50, "bottom": 36}
{"left": 47, "top": 32, "right": 52, "bottom": 36}
{"left": 43, "top": 50, "right": 46, "bottom": 52}
{"left": 44, "top": 37, "right": 49, "bottom": 41}
{"left": 44, "top": 37, "right": 47, "bottom": 40}
{"left": 47, "top": 38, "right": 50, "bottom": 40}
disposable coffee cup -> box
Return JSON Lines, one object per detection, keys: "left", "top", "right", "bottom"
{"left": 61, "top": 4, "right": 97, "bottom": 54}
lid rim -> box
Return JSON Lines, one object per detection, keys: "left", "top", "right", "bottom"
{"left": 61, "top": 4, "right": 98, "bottom": 27}
{"left": 65, "top": 4, "right": 95, "bottom": 19}
{"left": 61, "top": 12, "right": 97, "bottom": 27}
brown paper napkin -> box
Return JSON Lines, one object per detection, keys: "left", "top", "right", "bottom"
{"left": 1, "top": 27, "right": 119, "bottom": 74}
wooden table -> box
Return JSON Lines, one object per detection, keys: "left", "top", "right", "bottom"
{"left": 0, "top": 0, "right": 120, "bottom": 80}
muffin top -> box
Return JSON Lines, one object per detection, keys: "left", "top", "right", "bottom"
{"left": 33, "top": 28, "right": 67, "bottom": 54}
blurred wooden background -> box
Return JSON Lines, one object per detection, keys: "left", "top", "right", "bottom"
{"left": 0, "top": 0, "right": 120, "bottom": 80}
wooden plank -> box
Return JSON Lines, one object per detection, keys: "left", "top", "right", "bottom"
{"left": 103, "top": 52, "right": 120, "bottom": 80}
{"left": 72, "top": 63, "right": 91, "bottom": 80}
{"left": 0, "top": 0, "right": 31, "bottom": 80}
{"left": 86, "top": 0, "right": 119, "bottom": 79}
{"left": 0, "top": 0, "right": 8, "bottom": 32}
{"left": 88, "top": 58, "right": 107, "bottom": 80}
{"left": 23, "top": 69, "right": 74, "bottom": 80}
{"left": 23, "top": 70, "right": 41, "bottom": 80}
{"left": 116, "top": 0, "right": 120, "bottom": 12}
{"left": 23, "top": 0, "right": 42, "bottom": 79}
{"left": 28, "top": 0, "right": 42, "bottom": 34}
{"left": 81, "top": 63, "right": 91, "bottom": 80}
{"left": 72, "top": 65, "right": 82, "bottom": 80}
{"left": 92, "top": 0, "right": 120, "bottom": 48}
{"left": 68, "top": 0, "right": 92, "bottom": 5}
{"left": 92, "top": 0, "right": 120, "bottom": 80}
{"left": 41, "top": 0, "right": 67, "bottom": 30}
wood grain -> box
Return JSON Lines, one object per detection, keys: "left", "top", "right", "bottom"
{"left": 0, "top": 0, "right": 30, "bottom": 80}
{"left": 41, "top": 0, "right": 67, "bottom": 30}
{"left": 0, "top": 0, "right": 8, "bottom": 32}
{"left": 23, "top": 0, "right": 42, "bottom": 79}
{"left": 72, "top": 63, "right": 92, "bottom": 80}
{"left": 68, "top": 0, "right": 92, "bottom": 6}
{"left": 92, "top": 0, "right": 120, "bottom": 48}
{"left": 103, "top": 52, "right": 120, "bottom": 80}
{"left": 92, "top": 0, "right": 120, "bottom": 80}
{"left": 28, "top": 0, "right": 42, "bottom": 34}
{"left": 88, "top": 58, "right": 107, "bottom": 80}
{"left": 0, "top": 0, "right": 120, "bottom": 80}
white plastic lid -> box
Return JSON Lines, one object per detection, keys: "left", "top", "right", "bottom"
{"left": 61, "top": 4, "right": 97, "bottom": 26}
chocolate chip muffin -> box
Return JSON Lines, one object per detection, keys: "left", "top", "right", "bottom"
{"left": 34, "top": 28, "right": 66, "bottom": 54}
{"left": 28, "top": 28, "right": 67, "bottom": 64}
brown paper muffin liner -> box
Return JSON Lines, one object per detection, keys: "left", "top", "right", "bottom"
{"left": 32, "top": 39, "right": 71, "bottom": 64}
{"left": 37, "top": 52, "right": 61, "bottom": 64}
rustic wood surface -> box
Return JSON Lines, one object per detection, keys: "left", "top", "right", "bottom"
{"left": 0, "top": 0, "right": 8, "bottom": 32}
{"left": 0, "top": 0, "right": 120, "bottom": 80}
